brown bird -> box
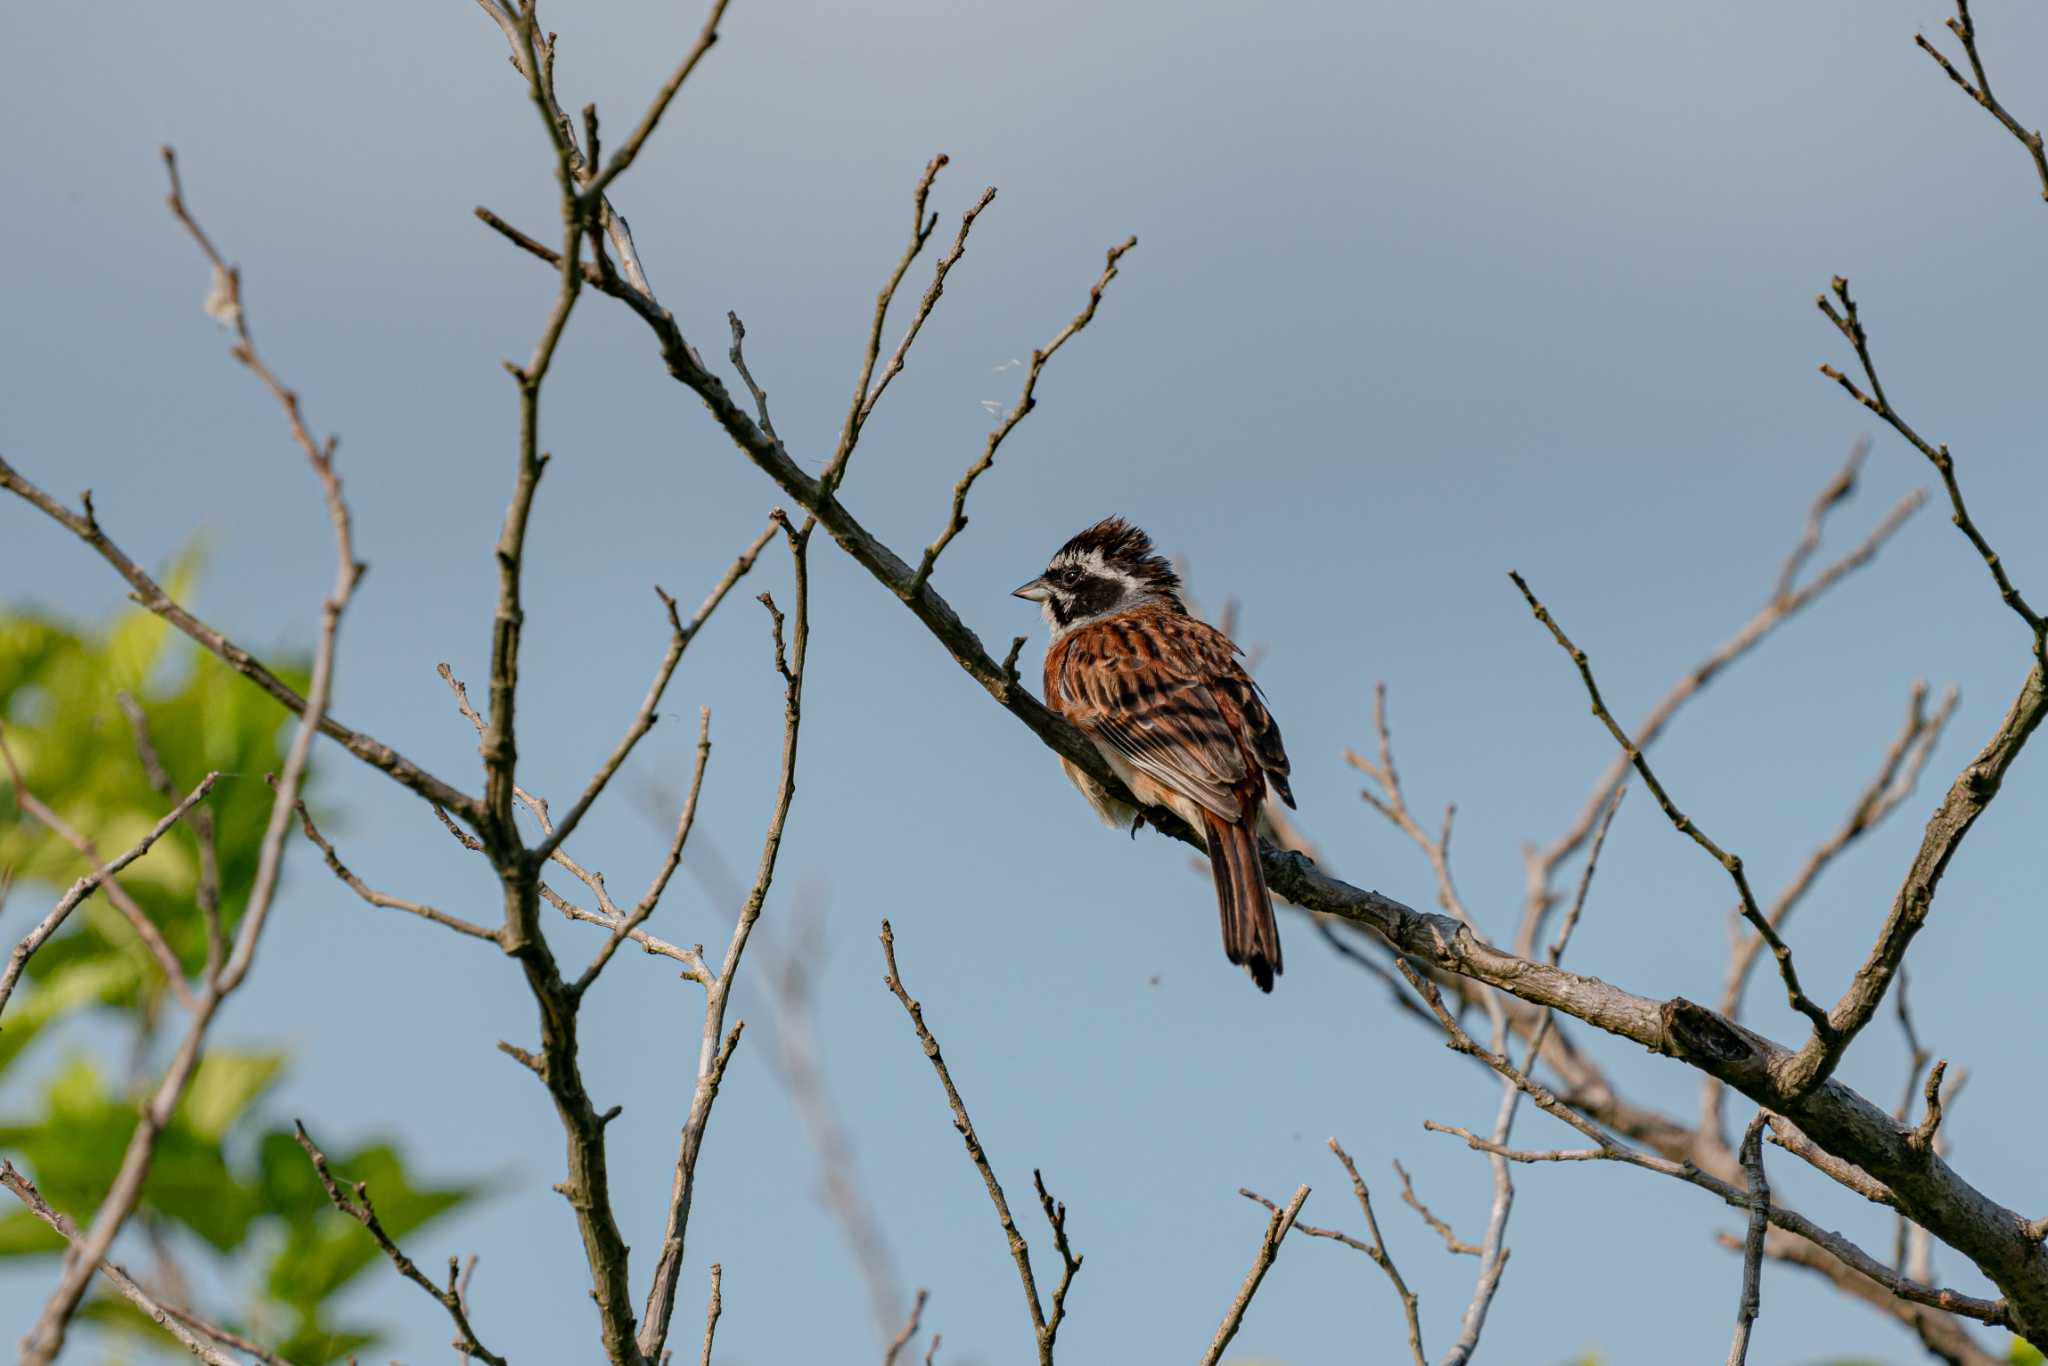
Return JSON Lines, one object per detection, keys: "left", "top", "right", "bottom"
{"left": 1014, "top": 517, "right": 1294, "bottom": 990}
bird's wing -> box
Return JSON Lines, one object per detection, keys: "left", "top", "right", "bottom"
{"left": 1052, "top": 613, "right": 1259, "bottom": 822}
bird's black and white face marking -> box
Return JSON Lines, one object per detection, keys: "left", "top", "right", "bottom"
{"left": 1013, "top": 517, "right": 1185, "bottom": 638}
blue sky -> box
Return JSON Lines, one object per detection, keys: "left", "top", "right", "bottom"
{"left": 4, "top": 1, "right": 2046, "bottom": 1362}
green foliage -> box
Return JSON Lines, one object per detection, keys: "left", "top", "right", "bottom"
{"left": 2011, "top": 1339, "right": 2046, "bottom": 1366}
{"left": 0, "top": 591, "right": 480, "bottom": 1362}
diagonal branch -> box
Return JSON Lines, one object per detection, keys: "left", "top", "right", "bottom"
{"left": 882, "top": 919, "right": 1083, "bottom": 1365}
{"left": 537, "top": 514, "right": 774, "bottom": 861}
{"left": 1243, "top": 1142, "right": 1426, "bottom": 1365}
{"left": 1510, "top": 571, "right": 1835, "bottom": 1044}
{"left": 581, "top": 0, "right": 733, "bottom": 202}
{"left": 0, "top": 1163, "right": 260, "bottom": 1366}
{"left": 0, "top": 456, "right": 472, "bottom": 819}
{"left": 0, "top": 767, "right": 218, "bottom": 1019}
{"left": 288, "top": 798, "right": 500, "bottom": 945}
{"left": 1525, "top": 445, "right": 1925, "bottom": 938}
{"left": 1200, "top": 1184, "right": 1308, "bottom": 1366}
{"left": 819, "top": 154, "right": 966, "bottom": 497}
{"left": 1817, "top": 276, "right": 2044, "bottom": 658}
{"left": 294, "top": 1123, "right": 503, "bottom": 1366}
{"left": 637, "top": 515, "right": 811, "bottom": 1364}
{"left": 20, "top": 146, "right": 362, "bottom": 1365}
{"left": 909, "top": 236, "right": 1137, "bottom": 594}
{"left": 1402, "top": 962, "right": 2010, "bottom": 1331}
{"left": 1913, "top": 0, "right": 2048, "bottom": 204}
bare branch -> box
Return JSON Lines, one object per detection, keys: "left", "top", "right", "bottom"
{"left": 859, "top": 185, "right": 999, "bottom": 435}
{"left": 582, "top": 0, "right": 733, "bottom": 201}
{"left": 1338, "top": 1143, "right": 1429, "bottom": 1364}
{"left": 727, "top": 312, "right": 779, "bottom": 440}
{"left": 1510, "top": 571, "right": 1835, "bottom": 1043}
{"left": 289, "top": 797, "right": 500, "bottom": 945}
{"left": 1033, "top": 1169, "right": 1083, "bottom": 1350}
{"left": 1730, "top": 1226, "right": 2004, "bottom": 1366}
{"left": 0, "top": 725, "right": 198, "bottom": 1009}
{"left": 539, "top": 515, "right": 775, "bottom": 862}
{"left": 1817, "top": 276, "right": 2044, "bottom": 656}
{"left": 881, "top": 919, "right": 1081, "bottom": 1364}
{"left": 294, "top": 1122, "right": 504, "bottom": 1366}
{"left": 1393, "top": 1159, "right": 1479, "bottom": 1258}
{"left": 572, "top": 706, "right": 714, "bottom": 995}
{"left": 1527, "top": 446, "right": 1925, "bottom": 916}
{"left": 883, "top": 1289, "right": 929, "bottom": 1366}
{"left": 1404, "top": 961, "right": 2011, "bottom": 1330}
{"left": 118, "top": 693, "right": 225, "bottom": 974}
{"left": 699, "top": 1263, "right": 722, "bottom": 1366}
{"left": 909, "top": 236, "right": 1138, "bottom": 593}
{"left": 20, "top": 148, "right": 362, "bottom": 1360}
{"left": 1913, "top": 0, "right": 2048, "bottom": 204}
{"left": 1199, "top": 1184, "right": 1308, "bottom": 1366}
{"left": 638, "top": 517, "right": 812, "bottom": 1364}
{"left": 1726, "top": 1113, "right": 1770, "bottom": 1366}
{"left": 1764, "top": 1113, "right": 1897, "bottom": 1209}
{"left": 1, "top": 1162, "right": 263, "bottom": 1366}
{"left": 0, "top": 768, "right": 219, "bottom": 1019}
{"left": 1720, "top": 681, "right": 1956, "bottom": 1020}
{"left": 819, "top": 155, "right": 960, "bottom": 496}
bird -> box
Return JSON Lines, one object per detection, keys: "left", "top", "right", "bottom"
{"left": 1013, "top": 517, "right": 1294, "bottom": 991}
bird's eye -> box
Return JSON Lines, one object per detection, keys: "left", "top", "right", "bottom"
{"left": 1057, "top": 566, "right": 1081, "bottom": 585}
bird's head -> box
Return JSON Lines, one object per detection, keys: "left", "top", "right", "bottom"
{"left": 1013, "top": 517, "right": 1185, "bottom": 637}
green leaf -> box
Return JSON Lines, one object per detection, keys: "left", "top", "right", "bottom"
{"left": 2010, "top": 1340, "right": 2046, "bottom": 1366}
{"left": 179, "top": 1049, "right": 288, "bottom": 1142}
{"left": 0, "top": 1209, "right": 66, "bottom": 1259}
{"left": 0, "top": 957, "right": 142, "bottom": 1074}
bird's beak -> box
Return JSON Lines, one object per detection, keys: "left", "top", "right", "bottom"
{"left": 1012, "top": 576, "right": 1051, "bottom": 603}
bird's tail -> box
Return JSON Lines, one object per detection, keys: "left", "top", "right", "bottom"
{"left": 1202, "top": 812, "right": 1282, "bottom": 992}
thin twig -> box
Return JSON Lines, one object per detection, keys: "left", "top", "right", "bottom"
{"left": 118, "top": 693, "right": 224, "bottom": 975}
{"left": 1, "top": 1162, "right": 263, "bottom": 1366}
{"left": 0, "top": 771, "right": 219, "bottom": 1019}
{"left": 0, "top": 726, "right": 199, "bottom": 1010}
{"left": 1393, "top": 1160, "right": 1479, "bottom": 1258}
{"left": 638, "top": 517, "right": 812, "bottom": 1364}
{"left": 820, "top": 155, "right": 955, "bottom": 497}
{"left": 883, "top": 1289, "right": 929, "bottom": 1366}
{"left": 289, "top": 798, "right": 500, "bottom": 944}
{"left": 1339, "top": 1141, "right": 1428, "bottom": 1363}
{"left": 909, "top": 237, "right": 1137, "bottom": 593}
{"left": 1817, "top": 276, "right": 2043, "bottom": 658}
{"left": 294, "top": 1123, "right": 504, "bottom": 1366}
{"left": 1726, "top": 1113, "right": 1771, "bottom": 1366}
{"left": 700, "top": 1263, "right": 722, "bottom": 1366}
{"left": 1510, "top": 571, "right": 1835, "bottom": 1046}
{"left": 882, "top": 919, "right": 1081, "bottom": 1364}
{"left": 1913, "top": 0, "right": 2048, "bottom": 203}
{"left": 1199, "top": 1185, "right": 1308, "bottom": 1366}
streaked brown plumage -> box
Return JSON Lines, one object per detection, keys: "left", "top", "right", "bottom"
{"left": 1015, "top": 518, "right": 1294, "bottom": 990}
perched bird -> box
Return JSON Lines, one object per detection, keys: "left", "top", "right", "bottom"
{"left": 1014, "top": 517, "right": 1294, "bottom": 991}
